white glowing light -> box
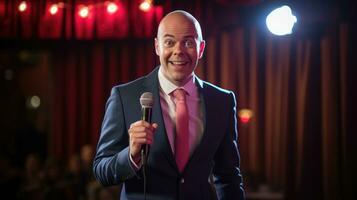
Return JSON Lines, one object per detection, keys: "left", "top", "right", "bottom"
{"left": 27, "top": 95, "right": 41, "bottom": 109}
{"left": 139, "top": 1, "right": 152, "bottom": 12}
{"left": 49, "top": 4, "right": 58, "bottom": 15}
{"left": 79, "top": 6, "right": 89, "bottom": 18}
{"left": 107, "top": 2, "right": 118, "bottom": 14}
{"left": 19, "top": 1, "right": 27, "bottom": 12}
{"left": 266, "top": 5, "right": 297, "bottom": 36}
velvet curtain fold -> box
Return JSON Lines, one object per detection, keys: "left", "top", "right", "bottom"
{"left": 2, "top": 0, "right": 355, "bottom": 199}
{"left": 198, "top": 23, "right": 355, "bottom": 199}
{"left": 50, "top": 41, "right": 158, "bottom": 158}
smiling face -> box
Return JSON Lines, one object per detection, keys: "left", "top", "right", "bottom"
{"left": 155, "top": 11, "right": 205, "bottom": 86}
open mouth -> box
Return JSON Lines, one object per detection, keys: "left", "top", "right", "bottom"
{"left": 169, "top": 61, "right": 189, "bottom": 66}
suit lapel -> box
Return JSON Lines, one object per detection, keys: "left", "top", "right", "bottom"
{"left": 142, "top": 71, "right": 218, "bottom": 173}
{"left": 184, "top": 78, "right": 217, "bottom": 170}
{"left": 182, "top": 78, "right": 205, "bottom": 167}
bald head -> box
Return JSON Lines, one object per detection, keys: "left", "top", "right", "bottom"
{"left": 154, "top": 10, "right": 205, "bottom": 86}
{"left": 157, "top": 10, "right": 203, "bottom": 42}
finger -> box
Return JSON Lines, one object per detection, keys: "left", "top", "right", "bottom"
{"left": 130, "top": 130, "right": 153, "bottom": 138}
{"left": 130, "top": 131, "right": 154, "bottom": 142}
{"left": 130, "top": 120, "right": 151, "bottom": 128}
{"left": 129, "top": 129, "right": 154, "bottom": 140}
{"left": 129, "top": 120, "right": 142, "bottom": 129}
{"left": 129, "top": 126, "right": 155, "bottom": 136}
{"left": 131, "top": 137, "right": 153, "bottom": 145}
{"left": 152, "top": 123, "right": 158, "bottom": 131}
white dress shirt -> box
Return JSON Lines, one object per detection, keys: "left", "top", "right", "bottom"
{"left": 130, "top": 67, "right": 204, "bottom": 169}
{"left": 158, "top": 67, "right": 204, "bottom": 155}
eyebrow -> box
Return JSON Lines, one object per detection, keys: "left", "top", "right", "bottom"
{"left": 163, "top": 34, "right": 174, "bottom": 38}
{"left": 162, "top": 34, "right": 196, "bottom": 39}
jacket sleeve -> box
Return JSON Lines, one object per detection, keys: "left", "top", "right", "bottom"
{"left": 213, "top": 92, "right": 245, "bottom": 200}
{"left": 92, "top": 87, "right": 139, "bottom": 186}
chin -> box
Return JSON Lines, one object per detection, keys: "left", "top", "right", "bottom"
{"left": 175, "top": 76, "right": 191, "bottom": 85}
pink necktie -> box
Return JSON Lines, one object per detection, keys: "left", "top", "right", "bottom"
{"left": 173, "top": 89, "right": 189, "bottom": 172}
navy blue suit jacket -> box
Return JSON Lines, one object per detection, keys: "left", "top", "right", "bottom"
{"left": 93, "top": 67, "right": 245, "bottom": 200}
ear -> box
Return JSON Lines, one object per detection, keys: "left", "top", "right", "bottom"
{"left": 154, "top": 38, "right": 160, "bottom": 56}
{"left": 198, "top": 40, "right": 205, "bottom": 59}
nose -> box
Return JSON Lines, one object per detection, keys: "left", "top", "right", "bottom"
{"left": 173, "top": 42, "right": 185, "bottom": 55}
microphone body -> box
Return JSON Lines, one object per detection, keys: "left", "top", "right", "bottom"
{"left": 141, "top": 106, "right": 152, "bottom": 159}
{"left": 139, "top": 92, "right": 154, "bottom": 167}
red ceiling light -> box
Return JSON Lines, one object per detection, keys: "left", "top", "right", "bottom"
{"left": 18, "top": 1, "right": 27, "bottom": 12}
{"left": 238, "top": 109, "right": 254, "bottom": 124}
{"left": 106, "top": 2, "right": 118, "bottom": 14}
{"left": 139, "top": 0, "right": 152, "bottom": 12}
{"left": 78, "top": 6, "right": 89, "bottom": 18}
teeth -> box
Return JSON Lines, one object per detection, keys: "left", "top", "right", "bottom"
{"left": 171, "top": 61, "right": 186, "bottom": 65}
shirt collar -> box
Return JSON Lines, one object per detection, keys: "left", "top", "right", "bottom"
{"left": 158, "top": 66, "right": 197, "bottom": 96}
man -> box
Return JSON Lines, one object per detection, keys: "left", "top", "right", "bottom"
{"left": 93, "top": 10, "right": 245, "bottom": 200}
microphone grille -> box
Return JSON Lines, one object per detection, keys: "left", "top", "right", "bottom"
{"left": 140, "top": 92, "right": 154, "bottom": 108}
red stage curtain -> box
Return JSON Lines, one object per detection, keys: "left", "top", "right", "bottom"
{"left": 202, "top": 24, "right": 356, "bottom": 200}
{"left": 49, "top": 23, "right": 357, "bottom": 199}
{"left": 2, "top": 0, "right": 355, "bottom": 199}
{"left": 50, "top": 41, "right": 158, "bottom": 157}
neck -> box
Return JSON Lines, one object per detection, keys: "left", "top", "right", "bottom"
{"left": 174, "top": 74, "right": 194, "bottom": 87}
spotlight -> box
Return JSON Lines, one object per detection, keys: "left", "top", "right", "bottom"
{"left": 49, "top": 4, "right": 59, "bottom": 15}
{"left": 266, "top": 5, "right": 297, "bottom": 36}
{"left": 106, "top": 2, "right": 118, "bottom": 14}
{"left": 79, "top": 6, "right": 89, "bottom": 18}
{"left": 26, "top": 95, "right": 41, "bottom": 109}
{"left": 139, "top": 0, "right": 152, "bottom": 12}
{"left": 18, "top": 1, "right": 27, "bottom": 12}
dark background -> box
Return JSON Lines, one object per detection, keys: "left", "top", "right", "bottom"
{"left": 0, "top": 0, "right": 356, "bottom": 199}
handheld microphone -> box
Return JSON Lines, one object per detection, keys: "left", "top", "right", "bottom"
{"left": 139, "top": 92, "right": 154, "bottom": 166}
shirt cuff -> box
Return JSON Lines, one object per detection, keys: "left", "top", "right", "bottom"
{"left": 129, "top": 154, "right": 142, "bottom": 170}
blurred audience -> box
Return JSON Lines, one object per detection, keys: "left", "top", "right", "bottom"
{"left": 0, "top": 145, "right": 119, "bottom": 200}
{"left": 17, "top": 153, "right": 43, "bottom": 200}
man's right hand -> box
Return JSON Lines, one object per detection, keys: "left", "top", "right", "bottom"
{"left": 128, "top": 120, "right": 158, "bottom": 164}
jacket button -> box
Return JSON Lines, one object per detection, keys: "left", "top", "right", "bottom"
{"left": 180, "top": 178, "right": 184, "bottom": 183}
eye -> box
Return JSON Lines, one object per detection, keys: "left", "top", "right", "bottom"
{"left": 184, "top": 39, "right": 195, "bottom": 48}
{"left": 163, "top": 39, "right": 175, "bottom": 47}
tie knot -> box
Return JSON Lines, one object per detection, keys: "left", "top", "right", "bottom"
{"left": 173, "top": 88, "right": 187, "bottom": 102}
